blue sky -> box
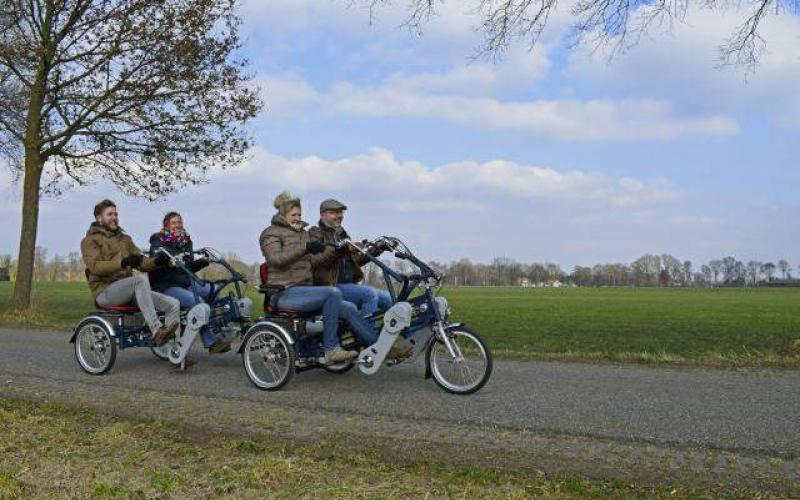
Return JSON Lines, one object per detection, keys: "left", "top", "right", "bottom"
{"left": 0, "top": 0, "right": 798, "bottom": 268}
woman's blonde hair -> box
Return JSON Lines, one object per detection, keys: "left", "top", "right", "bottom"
{"left": 273, "top": 191, "right": 301, "bottom": 216}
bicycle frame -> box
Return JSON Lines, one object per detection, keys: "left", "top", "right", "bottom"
{"left": 153, "top": 247, "right": 250, "bottom": 331}
{"left": 348, "top": 238, "right": 464, "bottom": 360}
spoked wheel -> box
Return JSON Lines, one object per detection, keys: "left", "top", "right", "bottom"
{"left": 242, "top": 325, "right": 295, "bottom": 390}
{"left": 74, "top": 319, "right": 117, "bottom": 375}
{"left": 426, "top": 326, "right": 492, "bottom": 395}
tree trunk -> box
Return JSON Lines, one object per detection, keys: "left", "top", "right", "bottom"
{"left": 12, "top": 151, "right": 43, "bottom": 309}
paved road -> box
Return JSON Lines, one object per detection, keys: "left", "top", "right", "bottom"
{"left": 2, "top": 327, "right": 799, "bottom": 459}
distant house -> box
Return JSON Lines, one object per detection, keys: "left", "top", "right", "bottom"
{"left": 0, "top": 268, "right": 9, "bottom": 282}
{"left": 518, "top": 277, "right": 532, "bottom": 287}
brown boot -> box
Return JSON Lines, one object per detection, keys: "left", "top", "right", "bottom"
{"left": 173, "top": 356, "right": 198, "bottom": 369}
{"left": 153, "top": 322, "right": 178, "bottom": 347}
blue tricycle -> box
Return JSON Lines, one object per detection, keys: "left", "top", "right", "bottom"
{"left": 239, "top": 236, "right": 493, "bottom": 395}
{"left": 71, "top": 248, "right": 253, "bottom": 373}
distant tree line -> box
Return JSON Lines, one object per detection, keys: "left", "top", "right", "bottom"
{"left": 0, "top": 249, "right": 795, "bottom": 288}
{"left": 0, "top": 248, "right": 259, "bottom": 285}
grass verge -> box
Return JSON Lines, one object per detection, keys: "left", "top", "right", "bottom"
{"left": 0, "top": 397, "right": 780, "bottom": 499}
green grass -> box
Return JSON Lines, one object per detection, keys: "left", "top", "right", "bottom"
{"left": 0, "top": 397, "right": 777, "bottom": 499}
{"left": 440, "top": 286, "right": 800, "bottom": 366}
{"left": 2, "top": 282, "right": 800, "bottom": 366}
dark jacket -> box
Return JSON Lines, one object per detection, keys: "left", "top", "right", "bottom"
{"left": 308, "top": 221, "right": 375, "bottom": 286}
{"left": 147, "top": 232, "right": 209, "bottom": 292}
{"left": 259, "top": 214, "right": 320, "bottom": 288}
{"left": 80, "top": 223, "right": 156, "bottom": 298}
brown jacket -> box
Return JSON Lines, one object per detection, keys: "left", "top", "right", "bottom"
{"left": 259, "top": 214, "right": 323, "bottom": 288}
{"left": 80, "top": 223, "right": 156, "bottom": 298}
{"left": 308, "top": 222, "right": 374, "bottom": 286}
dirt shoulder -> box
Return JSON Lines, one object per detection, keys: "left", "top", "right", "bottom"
{"left": 1, "top": 371, "right": 797, "bottom": 498}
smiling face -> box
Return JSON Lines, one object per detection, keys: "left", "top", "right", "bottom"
{"left": 166, "top": 215, "right": 184, "bottom": 232}
{"left": 321, "top": 209, "right": 344, "bottom": 228}
{"left": 285, "top": 206, "right": 302, "bottom": 225}
{"left": 95, "top": 206, "right": 119, "bottom": 231}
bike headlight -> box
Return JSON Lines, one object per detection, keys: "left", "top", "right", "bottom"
{"left": 434, "top": 296, "right": 450, "bottom": 319}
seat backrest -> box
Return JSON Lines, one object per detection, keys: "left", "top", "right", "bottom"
{"left": 259, "top": 262, "right": 269, "bottom": 286}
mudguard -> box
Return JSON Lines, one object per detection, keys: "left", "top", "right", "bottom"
{"left": 237, "top": 320, "right": 295, "bottom": 355}
{"left": 169, "top": 303, "right": 210, "bottom": 367}
{"left": 70, "top": 315, "right": 117, "bottom": 343}
{"left": 358, "top": 301, "right": 412, "bottom": 375}
{"left": 423, "top": 322, "right": 465, "bottom": 379}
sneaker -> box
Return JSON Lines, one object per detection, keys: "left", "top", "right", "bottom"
{"left": 153, "top": 322, "right": 178, "bottom": 347}
{"left": 388, "top": 342, "right": 414, "bottom": 359}
{"left": 324, "top": 346, "right": 358, "bottom": 364}
{"left": 208, "top": 340, "right": 231, "bottom": 354}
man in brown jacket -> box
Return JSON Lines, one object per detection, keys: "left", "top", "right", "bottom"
{"left": 81, "top": 199, "right": 179, "bottom": 346}
{"left": 309, "top": 199, "right": 393, "bottom": 317}
{"left": 309, "top": 199, "right": 412, "bottom": 359}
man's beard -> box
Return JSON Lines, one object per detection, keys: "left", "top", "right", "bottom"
{"left": 289, "top": 221, "right": 304, "bottom": 230}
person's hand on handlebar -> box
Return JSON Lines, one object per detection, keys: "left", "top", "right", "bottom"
{"left": 120, "top": 253, "right": 144, "bottom": 269}
{"left": 306, "top": 241, "right": 326, "bottom": 254}
{"left": 153, "top": 252, "right": 172, "bottom": 267}
{"left": 334, "top": 241, "right": 349, "bottom": 254}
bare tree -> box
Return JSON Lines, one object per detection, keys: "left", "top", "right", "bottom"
{"left": 760, "top": 262, "right": 776, "bottom": 282}
{"left": 1, "top": 0, "right": 261, "bottom": 309}
{"left": 32, "top": 246, "right": 47, "bottom": 281}
{"left": 700, "top": 264, "right": 712, "bottom": 285}
{"left": 682, "top": 260, "right": 692, "bottom": 286}
{"left": 777, "top": 259, "right": 791, "bottom": 280}
{"left": 65, "top": 251, "right": 83, "bottom": 281}
{"left": 708, "top": 259, "right": 723, "bottom": 285}
{"left": 372, "top": 0, "right": 798, "bottom": 69}
{"left": 746, "top": 260, "right": 762, "bottom": 286}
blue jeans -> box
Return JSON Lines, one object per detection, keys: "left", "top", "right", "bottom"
{"left": 276, "top": 286, "right": 378, "bottom": 349}
{"left": 163, "top": 283, "right": 216, "bottom": 347}
{"left": 337, "top": 283, "right": 393, "bottom": 317}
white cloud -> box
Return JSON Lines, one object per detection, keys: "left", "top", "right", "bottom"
{"left": 259, "top": 73, "right": 738, "bottom": 140}
{"left": 568, "top": 6, "right": 800, "bottom": 119}
{"left": 225, "top": 146, "right": 678, "bottom": 208}
{"left": 382, "top": 46, "right": 553, "bottom": 94}
{"left": 256, "top": 74, "right": 321, "bottom": 118}
{"left": 239, "top": 0, "right": 481, "bottom": 43}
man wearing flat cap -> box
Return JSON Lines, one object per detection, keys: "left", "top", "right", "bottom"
{"left": 309, "top": 199, "right": 396, "bottom": 320}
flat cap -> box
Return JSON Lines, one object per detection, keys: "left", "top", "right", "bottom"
{"left": 320, "top": 198, "right": 347, "bottom": 211}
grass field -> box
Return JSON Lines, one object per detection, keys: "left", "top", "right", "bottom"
{"left": 1, "top": 282, "right": 799, "bottom": 366}
{"left": 0, "top": 397, "right": 776, "bottom": 499}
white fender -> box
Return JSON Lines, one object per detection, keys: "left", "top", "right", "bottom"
{"left": 358, "top": 301, "right": 412, "bottom": 375}
{"left": 169, "top": 303, "right": 211, "bottom": 368}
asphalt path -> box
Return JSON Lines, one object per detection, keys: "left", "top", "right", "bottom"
{"left": 1, "top": 327, "right": 799, "bottom": 458}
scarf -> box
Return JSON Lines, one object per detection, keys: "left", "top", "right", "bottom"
{"left": 159, "top": 228, "right": 190, "bottom": 248}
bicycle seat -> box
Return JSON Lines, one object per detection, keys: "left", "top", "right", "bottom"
{"left": 263, "top": 305, "right": 318, "bottom": 319}
{"left": 96, "top": 304, "right": 140, "bottom": 313}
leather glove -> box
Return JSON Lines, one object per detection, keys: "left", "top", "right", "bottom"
{"left": 334, "top": 241, "right": 349, "bottom": 254}
{"left": 120, "top": 253, "right": 144, "bottom": 269}
{"left": 306, "top": 241, "right": 326, "bottom": 254}
{"left": 192, "top": 257, "right": 210, "bottom": 270}
{"left": 154, "top": 252, "right": 171, "bottom": 267}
